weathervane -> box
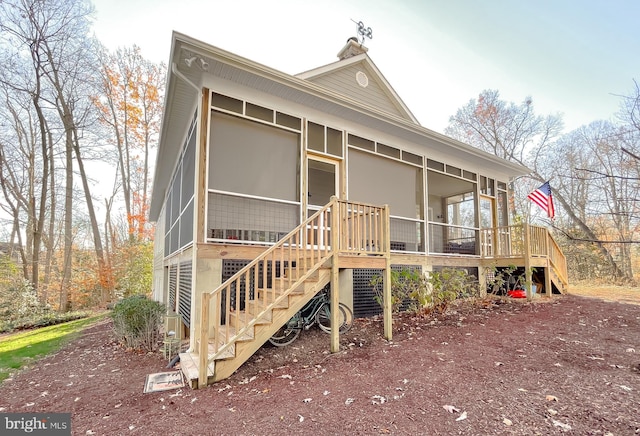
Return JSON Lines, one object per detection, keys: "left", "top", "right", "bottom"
{"left": 352, "top": 19, "right": 373, "bottom": 44}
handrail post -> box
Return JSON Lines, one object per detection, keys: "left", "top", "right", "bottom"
{"left": 198, "top": 293, "right": 211, "bottom": 388}
{"left": 382, "top": 204, "right": 392, "bottom": 340}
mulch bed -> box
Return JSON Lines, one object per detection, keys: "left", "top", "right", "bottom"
{"left": 1, "top": 294, "right": 639, "bottom": 435}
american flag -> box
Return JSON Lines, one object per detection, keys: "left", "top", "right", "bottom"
{"left": 528, "top": 182, "right": 555, "bottom": 218}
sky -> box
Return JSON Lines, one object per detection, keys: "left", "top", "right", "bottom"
{"left": 90, "top": 0, "right": 640, "bottom": 134}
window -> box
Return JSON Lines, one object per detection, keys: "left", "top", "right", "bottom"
{"left": 308, "top": 122, "right": 343, "bottom": 157}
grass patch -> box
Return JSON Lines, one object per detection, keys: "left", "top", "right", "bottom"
{"left": 0, "top": 313, "right": 107, "bottom": 383}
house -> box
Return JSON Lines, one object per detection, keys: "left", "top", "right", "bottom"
{"left": 149, "top": 32, "right": 568, "bottom": 388}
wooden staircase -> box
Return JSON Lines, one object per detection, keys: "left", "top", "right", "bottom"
{"left": 480, "top": 223, "right": 569, "bottom": 296}
{"left": 180, "top": 198, "right": 391, "bottom": 388}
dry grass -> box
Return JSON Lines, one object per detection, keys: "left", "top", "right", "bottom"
{"left": 568, "top": 283, "right": 640, "bottom": 305}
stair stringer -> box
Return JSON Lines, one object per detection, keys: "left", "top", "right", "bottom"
{"left": 549, "top": 265, "right": 567, "bottom": 294}
{"left": 211, "top": 266, "right": 332, "bottom": 382}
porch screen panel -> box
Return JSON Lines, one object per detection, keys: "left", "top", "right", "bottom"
{"left": 181, "top": 130, "right": 196, "bottom": 209}
{"left": 348, "top": 149, "right": 419, "bottom": 218}
{"left": 208, "top": 192, "right": 298, "bottom": 236}
{"left": 209, "top": 112, "right": 299, "bottom": 201}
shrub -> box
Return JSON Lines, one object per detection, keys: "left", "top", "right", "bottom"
{"left": 371, "top": 269, "right": 430, "bottom": 313}
{"left": 426, "top": 268, "right": 478, "bottom": 313}
{"left": 0, "top": 311, "right": 91, "bottom": 333}
{"left": 111, "top": 295, "right": 165, "bottom": 351}
{"left": 372, "top": 267, "right": 478, "bottom": 315}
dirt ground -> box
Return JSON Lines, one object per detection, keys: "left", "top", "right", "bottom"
{"left": 1, "top": 289, "right": 639, "bottom": 435}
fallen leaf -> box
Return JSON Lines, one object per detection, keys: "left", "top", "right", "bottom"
{"left": 371, "top": 395, "right": 386, "bottom": 405}
{"left": 552, "top": 419, "right": 572, "bottom": 431}
{"left": 503, "top": 418, "right": 513, "bottom": 426}
{"left": 456, "top": 411, "right": 468, "bottom": 421}
{"left": 546, "top": 395, "right": 558, "bottom": 402}
{"left": 443, "top": 405, "right": 460, "bottom": 413}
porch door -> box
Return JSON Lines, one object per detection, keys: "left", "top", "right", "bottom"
{"left": 480, "top": 195, "right": 496, "bottom": 256}
{"left": 307, "top": 157, "right": 339, "bottom": 248}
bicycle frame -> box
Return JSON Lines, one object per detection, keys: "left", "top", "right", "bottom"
{"left": 289, "top": 289, "right": 330, "bottom": 330}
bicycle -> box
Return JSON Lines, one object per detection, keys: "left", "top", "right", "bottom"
{"left": 268, "top": 288, "right": 353, "bottom": 347}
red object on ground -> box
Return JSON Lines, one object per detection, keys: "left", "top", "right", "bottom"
{"left": 507, "top": 289, "right": 527, "bottom": 298}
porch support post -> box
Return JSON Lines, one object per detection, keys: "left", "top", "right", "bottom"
{"left": 330, "top": 198, "right": 340, "bottom": 352}
{"left": 383, "top": 204, "right": 393, "bottom": 340}
{"left": 478, "top": 266, "right": 488, "bottom": 298}
{"left": 545, "top": 260, "right": 552, "bottom": 297}
{"left": 523, "top": 222, "right": 533, "bottom": 300}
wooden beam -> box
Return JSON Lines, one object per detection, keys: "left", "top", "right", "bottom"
{"left": 383, "top": 204, "right": 392, "bottom": 341}
{"left": 523, "top": 223, "right": 533, "bottom": 300}
{"left": 545, "top": 259, "right": 552, "bottom": 297}
{"left": 198, "top": 292, "right": 210, "bottom": 389}
{"left": 330, "top": 198, "right": 340, "bottom": 352}
{"left": 336, "top": 254, "right": 386, "bottom": 269}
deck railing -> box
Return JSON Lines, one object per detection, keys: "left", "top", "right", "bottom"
{"left": 198, "top": 198, "right": 389, "bottom": 386}
{"left": 479, "top": 223, "right": 568, "bottom": 286}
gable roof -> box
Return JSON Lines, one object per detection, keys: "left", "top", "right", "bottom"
{"left": 296, "top": 40, "right": 419, "bottom": 124}
{"left": 149, "top": 32, "right": 530, "bottom": 221}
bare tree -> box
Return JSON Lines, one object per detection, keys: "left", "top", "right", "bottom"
{"left": 445, "top": 89, "right": 563, "bottom": 166}
{"left": 0, "top": 0, "right": 108, "bottom": 309}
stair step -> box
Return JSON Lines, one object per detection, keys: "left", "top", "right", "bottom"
{"left": 218, "top": 324, "right": 254, "bottom": 341}
{"left": 247, "top": 296, "right": 288, "bottom": 310}
{"left": 228, "top": 311, "right": 271, "bottom": 329}
{"left": 195, "top": 337, "right": 236, "bottom": 360}
{"left": 256, "top": 286, "right": 304, "bottom": 297}
{"left": 179, "top": 352, "right": 215, "bottom": 386}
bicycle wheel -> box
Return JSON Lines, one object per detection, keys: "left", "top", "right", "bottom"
{"left": 316, "top": 303, "right": 353, "bottom": 334}
{"left": 268, "top": 323, "right": 302, "bottom": 347}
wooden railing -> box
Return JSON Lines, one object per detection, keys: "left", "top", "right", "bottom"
{"left": 198, "top": 198, "right": 389, "bottom": 387}
{"left": 479, "top": 223, "right": 568, "bottom": 286}
{"left": 547, "top": 233, "right": 568, "bottom": 285}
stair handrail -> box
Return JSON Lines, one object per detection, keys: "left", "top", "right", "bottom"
{"left": 547, "top": 231, "right": 568, "bottom": 286}
{"left": 198, "top": 197, "right": 390, "bottom": 387}
{"left": 199, "top": 198, "right": 337, "bottom": 378}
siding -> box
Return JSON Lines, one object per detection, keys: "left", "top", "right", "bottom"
{"left": 307, "top": 64, "right": 406, "bottom": 119}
